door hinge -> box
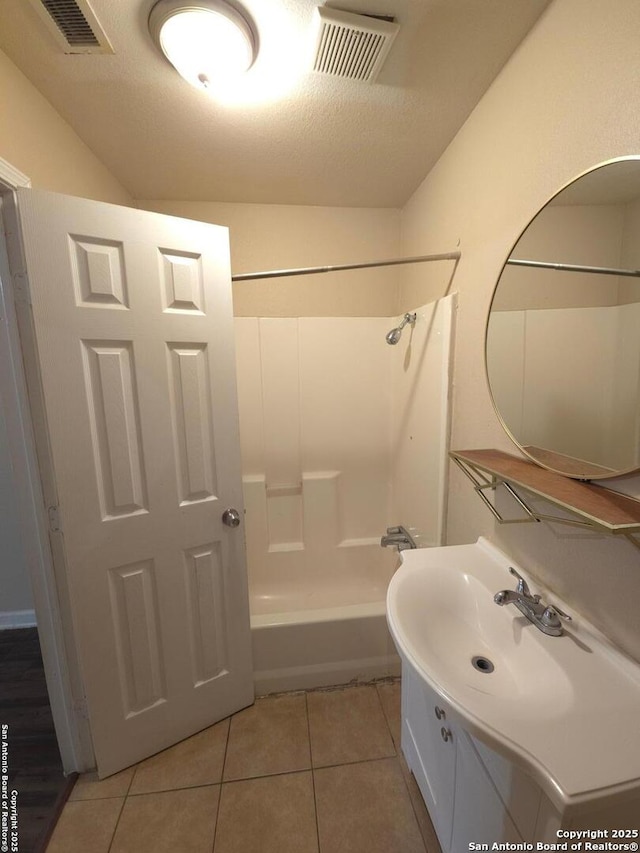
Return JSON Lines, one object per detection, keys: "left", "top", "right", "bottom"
{"left": 47, "top": 505, "right": 61, "bottom": 533}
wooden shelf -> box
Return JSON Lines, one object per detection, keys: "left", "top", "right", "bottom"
{"left": 450, "top": 449, "right": 640, "bottom": 536}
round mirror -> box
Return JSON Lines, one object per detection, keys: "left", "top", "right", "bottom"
{"left": 486, "top": 157, "right": 640, "bottom": 479}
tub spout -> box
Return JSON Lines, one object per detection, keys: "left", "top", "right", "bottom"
{"left": 380, "top": 526, "right": 417, "bottom": 551}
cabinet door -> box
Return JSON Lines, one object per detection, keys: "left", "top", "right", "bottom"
{"left": 469, "top": 734, "right": 541, "bottom": 841}
{"left": 401, "top": 667, "right": 455, "bottom": 852}
{"left": 450, "top": 729, "right": 523, "bottom": 852}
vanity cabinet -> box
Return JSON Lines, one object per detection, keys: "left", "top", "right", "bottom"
{"left": 401, "top": 661, "right": 552, "bottom": 853}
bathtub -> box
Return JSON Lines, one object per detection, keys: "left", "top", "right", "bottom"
{"left": 249, "top": 545, "right": 401, "bottom": 695}
{"left": 236, "top": 300, "right": 455, "bottom": 694}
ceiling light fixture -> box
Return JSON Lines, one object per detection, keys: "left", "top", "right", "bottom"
{"left": 148, "top": 0, "right": 258, "bottom": 92}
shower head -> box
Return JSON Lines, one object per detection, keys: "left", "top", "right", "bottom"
{"left": 385, "top": 312, "right": 416, "bottom": 345}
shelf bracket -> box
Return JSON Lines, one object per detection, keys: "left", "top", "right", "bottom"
{"left": 450, "top": 449, "right": 640, "bottom": 551}
{"left": 452, "top": 455, "right": 599, "bottom": 531}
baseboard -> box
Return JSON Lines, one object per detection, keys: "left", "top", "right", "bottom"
{"left": 0, "top": 609, "right": 37, "bottom": 629}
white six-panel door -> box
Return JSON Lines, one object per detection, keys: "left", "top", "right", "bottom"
{"left": 11, "top": 188, "right": 254, "bottom": 777}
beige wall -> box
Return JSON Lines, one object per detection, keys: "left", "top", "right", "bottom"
{"left": 400, "top": 0, "right": 640, "bottom": 663}
{"left": 0, "top": 47, "right": 131, "bottom": 204}
{"left": 138, "top": 200, "right": 401, "bottom": 317}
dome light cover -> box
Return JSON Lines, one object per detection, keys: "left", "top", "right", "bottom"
{"left": 149, "top": 0, "right": 258, "bottom": 91}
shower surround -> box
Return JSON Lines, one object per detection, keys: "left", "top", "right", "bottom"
{"left": 234, "top": 294, "right": 456, "bottom": 693}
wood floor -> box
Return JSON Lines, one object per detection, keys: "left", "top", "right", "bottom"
{"left": 0, "top": 627, "right": 75, "bottom": 853}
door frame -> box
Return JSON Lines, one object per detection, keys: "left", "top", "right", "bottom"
{"left": 0, "top": 158, "right": 93, "bottom": 772}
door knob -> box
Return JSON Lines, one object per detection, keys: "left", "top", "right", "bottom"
{"left": 222, "top": 508, "right": 241, "bottom": 528}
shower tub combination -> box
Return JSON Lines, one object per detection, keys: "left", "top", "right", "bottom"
{"left": 234, "top": 294, "right": 456, "bottom": 694}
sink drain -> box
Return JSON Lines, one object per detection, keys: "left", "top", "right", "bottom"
{"left": 471, "top": 655, "right": 495, "bottom": 674}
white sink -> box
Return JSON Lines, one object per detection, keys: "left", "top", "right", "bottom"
{"left": 387, "top": 537, "right": 640, "bottom": 809}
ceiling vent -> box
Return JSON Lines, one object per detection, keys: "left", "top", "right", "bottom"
{"left": 313, "top": 7, "right": 399, "bottom": 83}
{"left": 27, "top": 0, "right": 114, "bottom": 53}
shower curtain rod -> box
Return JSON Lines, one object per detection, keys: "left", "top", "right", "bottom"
{"left": 231, "top": 251, "right": 461, "bottom": 282}
{"left": 507, "top": 258, "right": 640, "bottom": 278}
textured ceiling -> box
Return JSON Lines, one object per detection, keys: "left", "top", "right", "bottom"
{"left": 0, "top": 0, "right": 552, "bottom": 207}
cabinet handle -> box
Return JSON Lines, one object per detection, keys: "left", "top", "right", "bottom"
{"left": 440, "top": 726, "right": 452, "bottom": 743}
{"left": 435, "top": 706, "right": 446, "bottom": 720}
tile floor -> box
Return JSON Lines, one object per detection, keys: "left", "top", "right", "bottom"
{"left": 46, "top": 681, "right": 442, "bottom": 853}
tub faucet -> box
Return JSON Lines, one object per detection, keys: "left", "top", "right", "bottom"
{"left": 494, "top": 567, "right": 572, "bottom": 637}
{"left": 381, "top": 526, "right": 417, "bottom": 551}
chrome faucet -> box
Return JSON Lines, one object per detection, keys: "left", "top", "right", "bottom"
{"left": 494, "top": 567, "right": 572, "bottom": 637}
{"left": 380, "top": 526, "right": 417, "bottom": 552}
